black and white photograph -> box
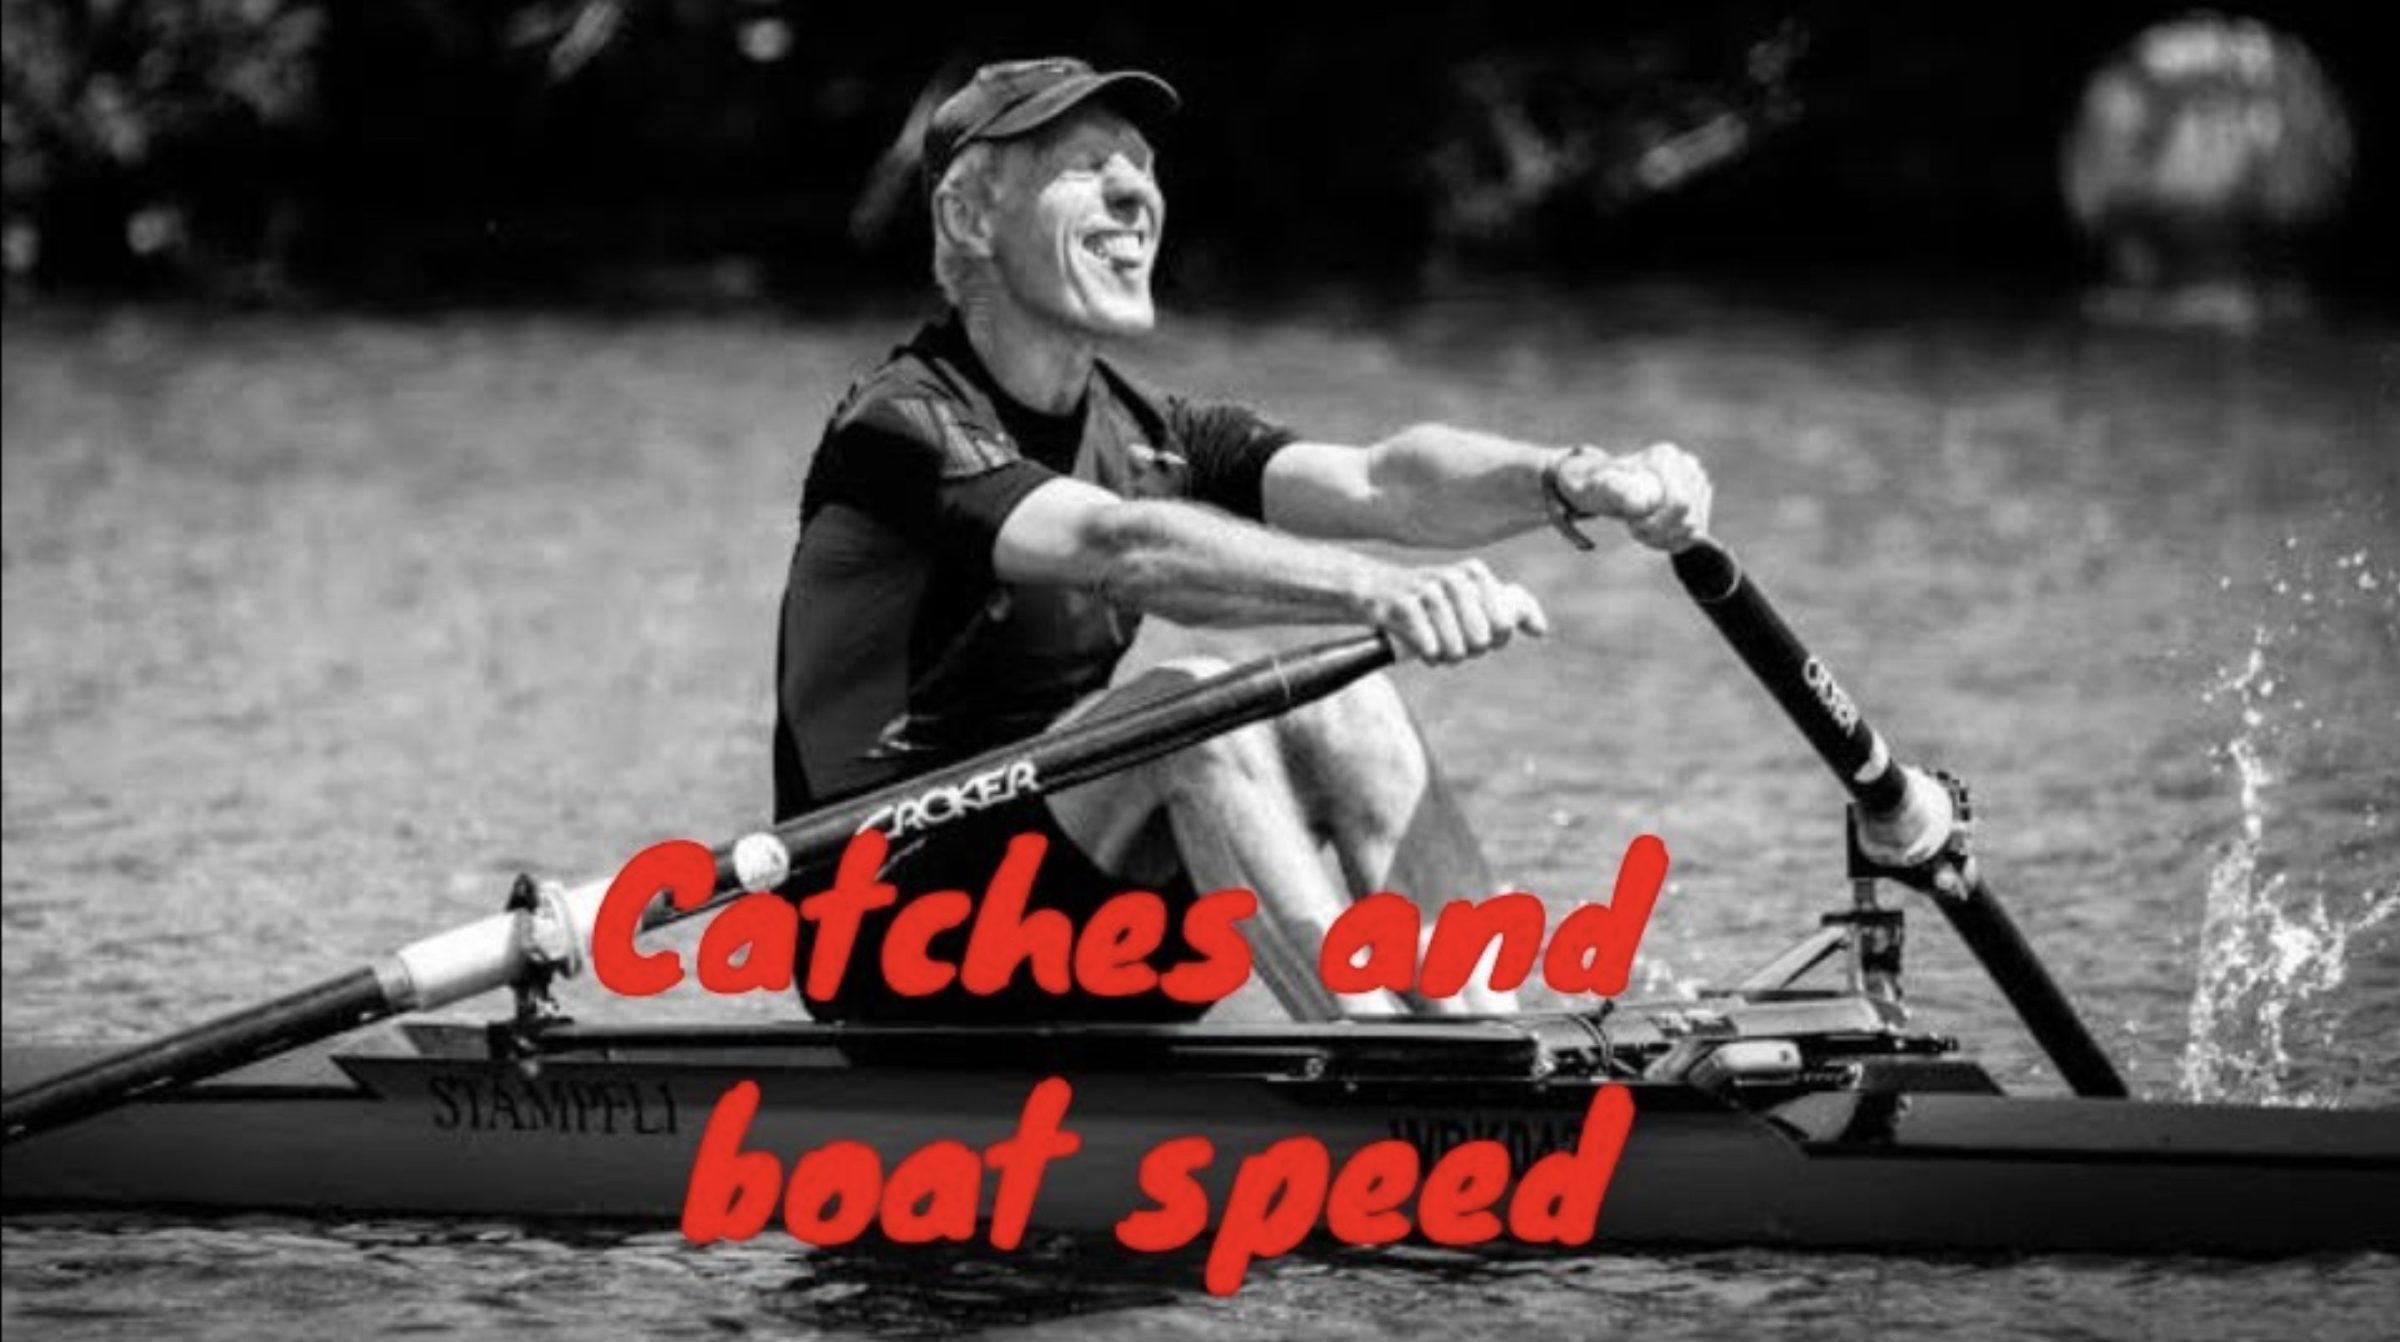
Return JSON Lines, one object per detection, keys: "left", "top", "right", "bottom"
{"left": 3, "top": 3, "right": 2395, "bottom": 1338}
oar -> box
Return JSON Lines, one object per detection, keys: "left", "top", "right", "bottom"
{"left": 1669, "top": 538, "right": 2129, "bottom": 1099}
{"left": 0, "top": 632, "right": 1397, "bottom": 1145}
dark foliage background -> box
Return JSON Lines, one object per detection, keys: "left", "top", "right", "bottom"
{"left": 5, "top": 0, "right": 2393, "bottom": 305}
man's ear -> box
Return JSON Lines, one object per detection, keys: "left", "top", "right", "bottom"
{"left": 935, "top": 189, "right": 996, "bottom": 258}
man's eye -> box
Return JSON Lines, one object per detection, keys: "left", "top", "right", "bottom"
{"left": 1057, "top": 147, "right": 1149, "bottom": 177}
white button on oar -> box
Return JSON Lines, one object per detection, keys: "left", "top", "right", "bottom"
{"left": 733, "top": 832, "right": 794, "bottom": 891}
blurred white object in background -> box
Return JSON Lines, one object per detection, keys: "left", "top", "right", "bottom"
{"left": 2061, "top": 13, "right": 2354, "bottom": 328}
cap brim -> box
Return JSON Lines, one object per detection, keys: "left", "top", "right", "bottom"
{"left": 976, "top": 70, "right": 1180, "bottom": 145}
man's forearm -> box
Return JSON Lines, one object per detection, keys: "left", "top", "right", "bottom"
{"left": 1357, "top": 424, "right": 1569, "bottom": 548}
{"left": 1088, "top": 499, "right": 1382, "bottom": 627}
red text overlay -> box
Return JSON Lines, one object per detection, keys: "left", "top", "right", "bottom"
{"left": 594, "top": 829, "right": 1669, "bottom": 1293}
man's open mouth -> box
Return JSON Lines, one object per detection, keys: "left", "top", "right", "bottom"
{"left": 1080, "top": 228, "right": 1148, "bottom": 269}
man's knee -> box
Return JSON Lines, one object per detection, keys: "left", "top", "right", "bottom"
{"left": 1142, "top": 662, "right": 1421, "bottom": 814}
{"left": 1148, "top": 654, "right": 1239, "bottom": 685}
{"left": 1119, "top": 656, "right": 1293, "bottom": 800}
{"left": 1279, "top": 673, "right": 1425, "bottom": 778}
{"left": 1266, "top": 673, "right": 1436, "bottom": 845}
{"left": 1155, "top": 717, "right": 1287, "bottom": 799}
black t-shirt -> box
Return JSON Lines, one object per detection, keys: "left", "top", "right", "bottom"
{"left": 773, "top": 314, "right": 1298, "bottom": 818}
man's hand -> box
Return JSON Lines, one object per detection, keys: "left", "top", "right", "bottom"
{"left": 1566, "top": 441, "right": 1713, "bottom": 553}
{"left": 1358, "top": 558, "right": 1550, "bottom": 664}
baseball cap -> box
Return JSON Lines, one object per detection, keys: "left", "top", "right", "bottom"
{"left": 922, "top": 57, "right": 1180, "bottom": 196}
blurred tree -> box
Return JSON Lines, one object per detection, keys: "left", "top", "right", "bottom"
{"left": 2, "top": 0, "right": 325, "bottom": 293}
{"left": 1422, "top": 16, "right": 1809, "bottom": 272}
{"left": 0, "top": 2, "right": 2389, "bottom": 305}
{"left": 2062, "top": 12, "right": 2355, "bottom": 327}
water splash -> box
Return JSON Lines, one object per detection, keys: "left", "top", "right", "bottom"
{"left": 2179, "top": 542, "right": 2400, "bottom": 1106}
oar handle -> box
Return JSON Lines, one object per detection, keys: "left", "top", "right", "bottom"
{"left": 1665, "top": 537, "right": 2128, "bottom": 1099}
{"left": 0, "top": 631, "right": 1398, "bottom": 1146}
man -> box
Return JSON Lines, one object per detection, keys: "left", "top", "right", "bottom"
{"left": 774, "top": 58, "right": 1712, "bottom": 1024}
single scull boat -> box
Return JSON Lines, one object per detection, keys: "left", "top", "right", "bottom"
{"left": 4, "top": 540, "right": 2395, "bottom": 1256}
{"left": 6, "top": 969, "right": 2395, "bottom": 1253}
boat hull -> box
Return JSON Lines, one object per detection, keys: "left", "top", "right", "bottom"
{"left": 5, "top": 1020, "right": 2395, "bottom": 1256}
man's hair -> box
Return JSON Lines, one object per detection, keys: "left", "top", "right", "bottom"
{"left": 931, "top": 141, "right": 1015, "bottom": 306}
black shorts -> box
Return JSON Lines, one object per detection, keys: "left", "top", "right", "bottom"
{"left": 800, "top": 797, "right": 1214, "bottom": 1025}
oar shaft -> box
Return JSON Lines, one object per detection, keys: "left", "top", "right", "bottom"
{"left": 1, "top": 632, "right": 1397, "bottom": 1145}
{"left": 1667, "top": 539, "right": 2128, "bottom": 1099}
{"left": 0, "top": 968, "right": 393, "bottom": 1141}
{"left": 1925, "top": 874, "right": 2130, "bottom": 1098}
{"left": 1671, "top": 542, "right": 1907, "bottom": 814}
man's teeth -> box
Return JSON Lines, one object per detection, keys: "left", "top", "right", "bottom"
{"left": 1083, "top": 231, "right": 1146, "bottom": 264}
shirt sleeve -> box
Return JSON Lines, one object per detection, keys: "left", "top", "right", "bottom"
{"left": 806, "top": 393, "right": 1061, "bottom": 574}
{"left": 1164, "top": 395, "right": 1299, "bottom": 522}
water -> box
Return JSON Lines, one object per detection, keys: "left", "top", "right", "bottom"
{"left": 4, "top": 289, "right": 2397, "bottom": 1337}
{"left": 2181, "top": 581, "right": 2400, "bottom": 1106}
{"left": 5, "top": 1225, "right": 2396, "bottom": 1342}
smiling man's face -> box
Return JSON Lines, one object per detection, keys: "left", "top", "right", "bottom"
{"left": 985, "top": 105, "right": 1163, "bottom": 339}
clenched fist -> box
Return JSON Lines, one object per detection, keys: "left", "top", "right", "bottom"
{"left": 1563, "top": 441, "right": 1714, "bottom": 553}
{"left": 1358, "top": 558, "right": 1549, "bottom": 664}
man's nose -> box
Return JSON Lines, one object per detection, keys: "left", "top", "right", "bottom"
{"left": 1101, "top": 156, "right": 1156, "bottom": 212}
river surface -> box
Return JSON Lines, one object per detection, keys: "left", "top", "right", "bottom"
{"left": 4, "top": 288, "right": 2395, "bottom": 1338}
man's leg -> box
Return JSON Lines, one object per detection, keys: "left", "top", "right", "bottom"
{"left": 1047, "top": 659, "right": 1512, "bottom": 1019}
{"left": 1272, "top": 673, "right": 1496, "bottom": 913}
{"left": 1046, "top": 659, "right": 1397, "bottom": 1018}
{"left": 1271, "top": 673, "right": 1521, "bottom": 1014}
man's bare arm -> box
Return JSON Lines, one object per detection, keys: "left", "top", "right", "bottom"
{"left": 1262, "top": 424, "right": 1710, "bottom": 552}
{"left": 992, "top": 476, "right": 1547, "bottom": 663}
